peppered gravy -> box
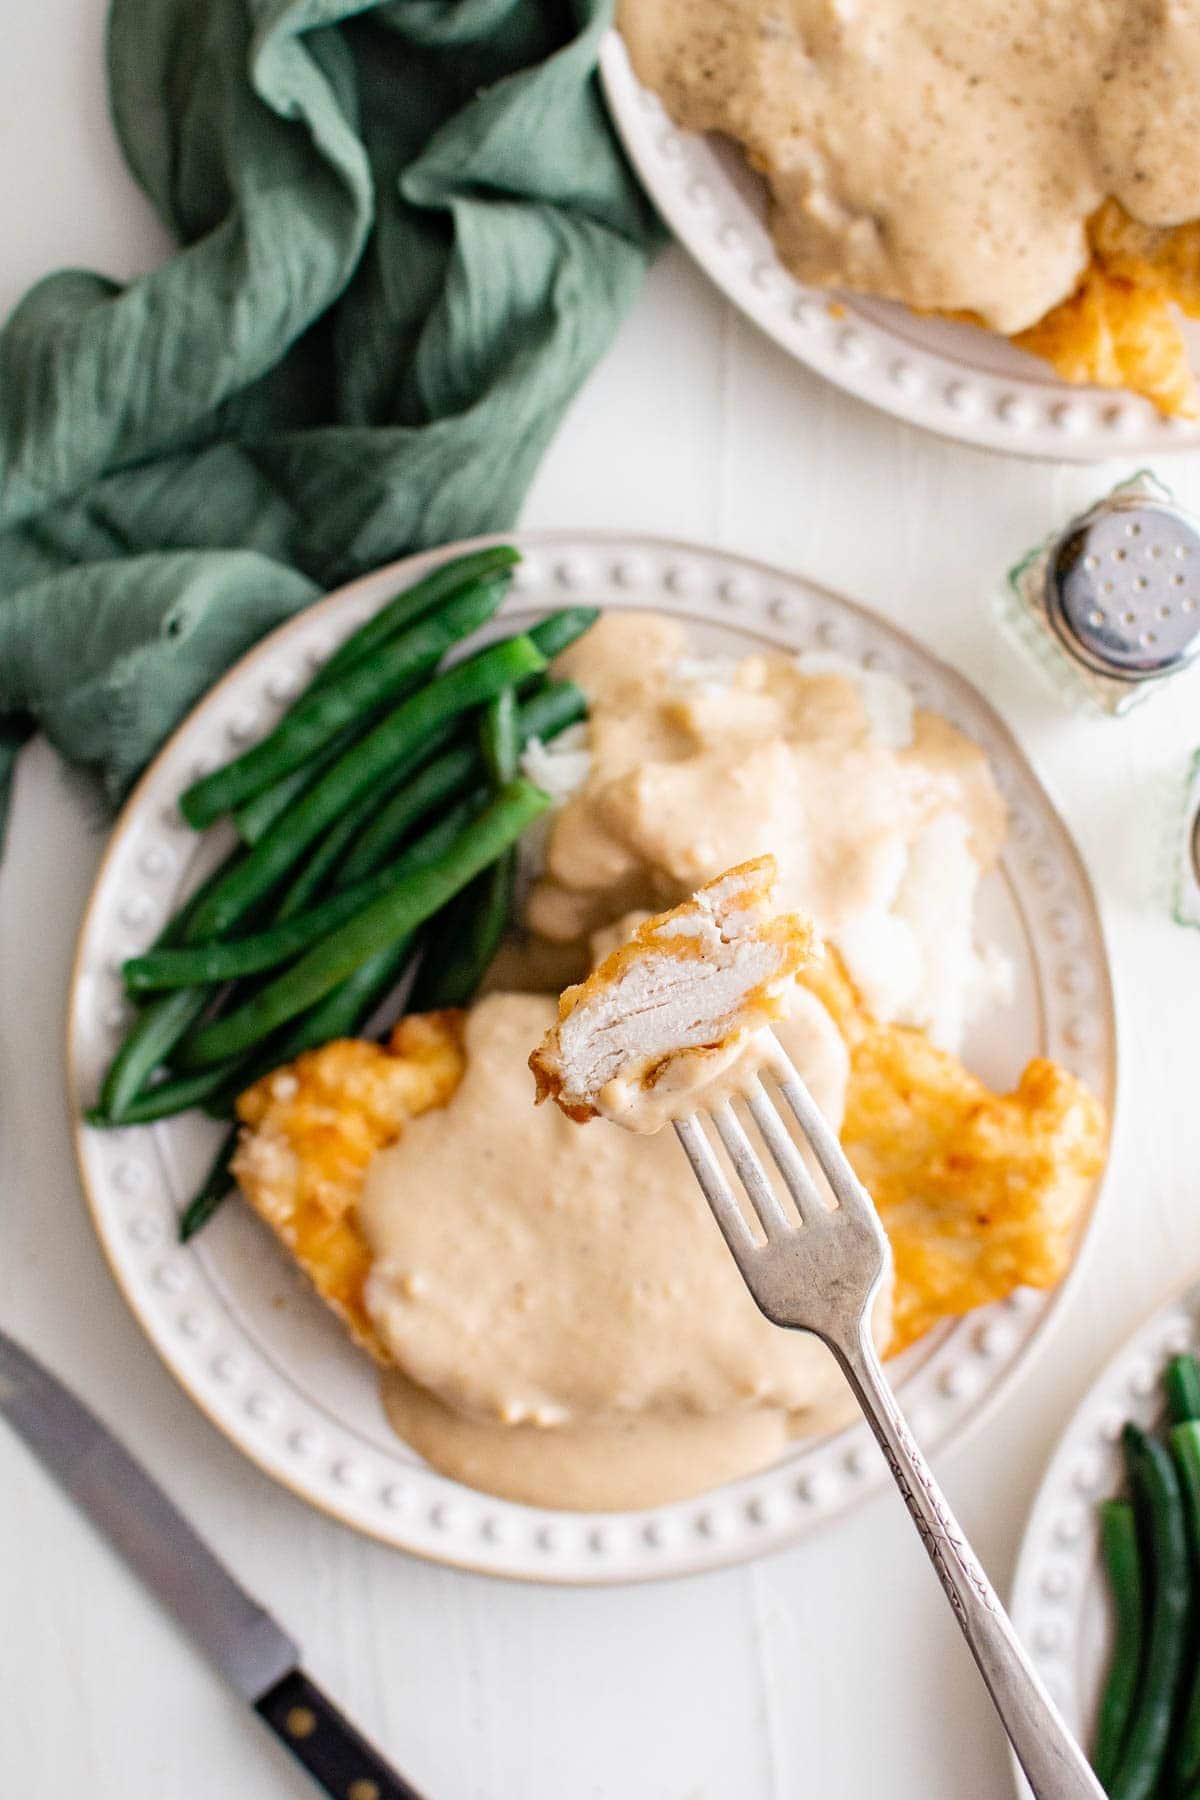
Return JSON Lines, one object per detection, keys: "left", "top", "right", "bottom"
{"left": 363, "top": 990, "right": 863, "bottom": 1509}
{"left": 618, "top": 0, "right": 1200, "bottom": 333}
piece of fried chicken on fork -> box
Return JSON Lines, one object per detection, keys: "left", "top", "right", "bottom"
{"left": 529, "top": 856, "right": 816, "bottom": 1130}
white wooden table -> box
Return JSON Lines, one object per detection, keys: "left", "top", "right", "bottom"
{"left": 5, "top": 9, "right": 1200, "bottom": 1797}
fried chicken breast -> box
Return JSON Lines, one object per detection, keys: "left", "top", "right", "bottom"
{"left": 231, "top": 1013, "right": 465, "bottom": 1360}
{"left": 234, "top": 954, "right": 1105, "bottom": 1362}
{"left": 1014, "top": 201, "right": 1200, "bottom": 419}
{"left": 798, "top": 955, "right": 1107, "bottom": 1351}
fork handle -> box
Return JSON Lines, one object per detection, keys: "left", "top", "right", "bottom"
{"left": 833, "top": 1329, "right": 1103, "bottom": 1800}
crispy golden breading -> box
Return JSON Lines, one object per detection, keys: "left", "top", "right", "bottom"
{"left": 1090, "top": 200, "right": 1200, "bottom": 320}
{"left": 1015, "top": 266, "right": 1197, "bottom": 420}
{"left": 798, "top": 955, "right": 1107, "bottom": 1352}
{"left": 1011, "top": 201, "right": 1200, "bottom": 418}
{"left": 235, "top": 967, "right": 1105, "bottom": 1362}
{"left": 232, "top": 1013, "right": 466, "bottom": 1360}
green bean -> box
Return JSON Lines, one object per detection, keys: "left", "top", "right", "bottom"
{"left": 1109, "top": 1425, "right": 1191, "bottom": 1800}
{"left": 1172, "top": 1420, "right": 1200, "bottom": 1557}
{"left": 100, "top": 707, "right": 480, "bottom": 1112}
{"left": 175, "top": 781, "right": 550, "bottom": 1068}
{"left": 274, "top": 719, "right": 463, "bottom": 918}
{"left": 172, "top": 638, "right": 495, "bottom": 1234}
{"left": 274, "top": 782, "right": 390, "bottom": 919}
{"left": 126, "top": 874, "right": 401, "bottom": 991}
{"left": 98, "top": 649, "right": 571, "bottom": 1118}
{"left": 199, "top": 941, "right": 420, "bottom": 1124}
{"left": 1093, "top": 1500, "right": 1145, "bottom": 1785}
{"left": 180, "top": 578, "right": 509, "bottom": 828}
{"left": 178, "top": 1129, "right": 239, "bottom": 1242}
{"left": 361, "top": 790, "right": 487, "bottom": 892}
{"left": 127, "top": 791, "right": 485, "bottom": 992}
{"left": 339, "top": 744, "right": 479, "bottom": 884}
{"left": 1168, "top": 1421, "right": 1200, "bottom": 1791}
{"left": 97, "top": 988, "right": 212, "bottom": 1122}
{"left": 212, "top": 792, "right": 482, "bottom": 1117}
{"left": 232, "top": 727, "right": 357, "bottom": 845}
{"left": 1168, "top": 1356, "right": 1200, "bottom": 1425}
{"left": 119, "top": 863, "right": 237, "bottom": 1008}
{"left": 527, "top": 607, "right": 600, "bottom": 663}
{"left": 516, "top": 677, "right": 588, "bottom": 744}
{"left": 481, "top": 688, "right": 519, "bottom": 786}
{"left": 339, "top": 679, "right": 585, "bottom": 885}
{"left": 148, "top": 843, "right": 247, "bottom": 953}
{"left": 409, "top": 855, "right": 513, "bottom": 1011}
{"left": 315, "top": 546, "right": 519, "bottom": 688}
{"left": 281, "top": 936, "right": 415, "bottom": 1051}
{"left": 88, "top": 1061, "right": 246, "bottom": 1126}
{"left": 193, "top": 799, "right": 483, "bottom": 1117}
{"left": 408, "top": 685, "right": 520, "bottom": 1009}
{"left": 180, "top": 635, "right": 546, "bottom": 943}
{"left": 214, "top": 934, "right": 422, "bottom": 1111}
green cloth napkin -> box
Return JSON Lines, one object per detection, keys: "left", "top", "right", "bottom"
{"left": 0, "top": 0, "right": 661, "bottom": 843}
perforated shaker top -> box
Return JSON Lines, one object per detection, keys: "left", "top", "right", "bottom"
{"left": 1047, "top": 501, "right": 1200, "bottom": 680}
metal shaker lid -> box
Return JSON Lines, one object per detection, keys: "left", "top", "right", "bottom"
{"left": 1046, "top": 495, "right": 1200, "bottom": 681}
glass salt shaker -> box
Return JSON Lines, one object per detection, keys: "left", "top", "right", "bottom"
{"left": 1003, "top": 471, "right": 1200, "bottom": 716}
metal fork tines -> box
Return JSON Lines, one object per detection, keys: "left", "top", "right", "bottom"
{"left": 672, "top": 1044, "right": 1103, "bottom": 1800}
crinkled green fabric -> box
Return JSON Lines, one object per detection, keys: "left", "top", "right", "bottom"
{"left": 0, "top": 0, "right": 661, "bottom": 839}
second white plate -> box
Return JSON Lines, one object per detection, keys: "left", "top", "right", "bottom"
{"left": 600, "top": 31, "right": 1200, "bottom": 462}
{"left": 1010, "top": 1276, "right": 1200, "bottom": 1795}
{"left": 69, "top": 531, "right": 1115, "bottom": 1582}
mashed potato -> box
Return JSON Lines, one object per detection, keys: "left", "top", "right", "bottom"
{"left": 523, "top": 612, "right": 1010, "bottom": 1053}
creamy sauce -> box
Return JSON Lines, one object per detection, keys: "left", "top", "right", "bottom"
{"left": 379, "top": 1368, "right": 799, "bottom": 1511}
{"left": 363, "top": 613, "right": 1004, "bottom": 1506}
{"left": 362, "top": 991, "right": 873, "bottom": 1509}
{"left": 618, "top": 0, "right": 1200, "bottom": 333}
{"left": 529, "top": 613, "right": 1006, "bottom": 1052}
{"left": 593, "top": 1020, "right": 792, "bottom": 1135}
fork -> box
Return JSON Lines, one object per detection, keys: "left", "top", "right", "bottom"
{"left": 673, "top": 1042, "right": 1104, "bottom": 1800}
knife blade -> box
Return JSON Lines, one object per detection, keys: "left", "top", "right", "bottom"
{"left": 0, "top": 1327, "right": 426, "bottom": 1799}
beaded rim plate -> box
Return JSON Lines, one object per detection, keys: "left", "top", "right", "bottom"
{"left": 68, "top": 531, "right": 1116, "bottom": 1584}
{"left": 1009, "top": 1276, "right": 1200, "bottom": 1797}
{"left": 599, "top": 32, "right": 1200, "bottom": 463}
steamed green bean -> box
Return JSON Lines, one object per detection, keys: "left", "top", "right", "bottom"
{"left": 315, "top": 546, "right": 519, "bottom": 687}
{"left": 175, "top": 781, "right": 550, "bottom": 1067}
{"left": 180, "top": 635, "right": 546, "bottom": 943}
{"left": 181, "top": 577, "right": 508, "bottom": 828}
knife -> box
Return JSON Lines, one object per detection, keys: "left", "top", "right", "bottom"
{"left": 0, "top": 1327, "right": 426, "bottom": 1800}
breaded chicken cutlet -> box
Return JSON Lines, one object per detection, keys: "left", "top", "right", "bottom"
{"left": 233, "top": 950, "right": 1106, "bottom": 1360}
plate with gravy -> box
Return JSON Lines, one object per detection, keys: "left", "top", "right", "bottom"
{"left": 602, "top": 5, "right": 1200, "bottom": 458}
{"left": 69, "top": 533, "right": 1115, "bottom": 1581}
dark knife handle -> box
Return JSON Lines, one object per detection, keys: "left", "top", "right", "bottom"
{"left": 255, "top": 1667, "right": 426, "bottom": 1800}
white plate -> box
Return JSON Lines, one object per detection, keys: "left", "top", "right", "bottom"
{"left": 599, "top": 31, "right": 1200, "bottom": 462}
{"left": 1010, "top": 1275, "right": 1200, "bottom": 1795}
{"left": 68, "top": 531, "right": 1116, "bottom": 1583}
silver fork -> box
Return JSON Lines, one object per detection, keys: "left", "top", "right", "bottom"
{"left": 674, "top": 1044, "right": 1103, "bottom": 1800}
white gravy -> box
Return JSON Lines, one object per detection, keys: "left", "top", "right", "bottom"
{"left": 362, "top": 612, "right": 1002, "bottom": 1507}
{"left": 362, "top": 991, "right": 868, "bottom": 1509}
{"left": 528, "top": 612, "right": 1006, "bottom": 1052}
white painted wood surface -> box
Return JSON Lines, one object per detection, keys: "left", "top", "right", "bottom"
{"left": 3, "top": 8, "right": 1200, "bottom": 1796}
